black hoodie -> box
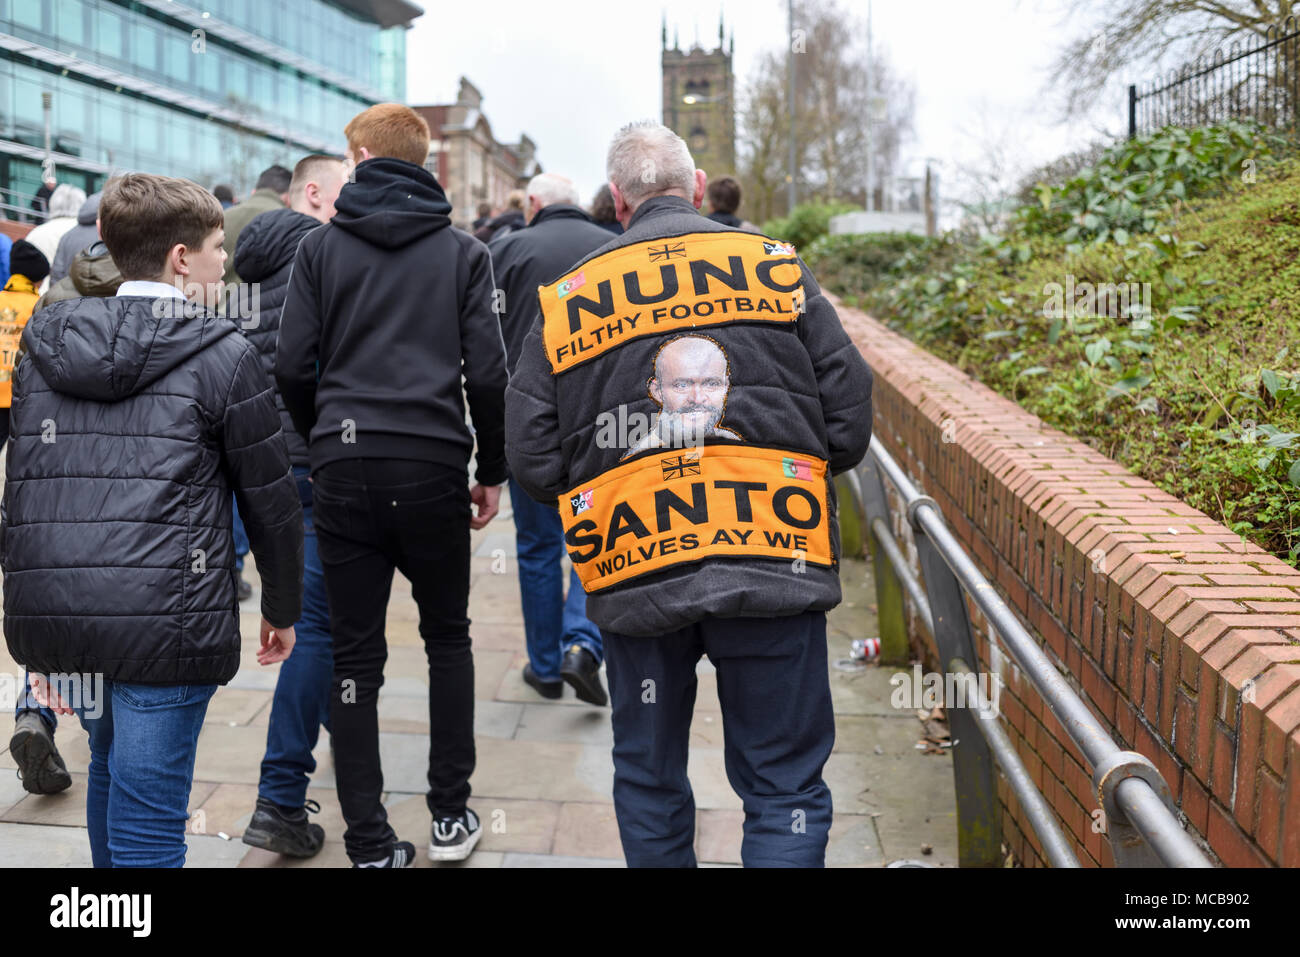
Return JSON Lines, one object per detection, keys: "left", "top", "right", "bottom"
{"left": 276, "top": 157, "right": 508, "bottom": 484}
{"left": 235, "top": 207, "right": 322, "bottom": 467}
{"left": 1, "top": 296, "right": 303, "bottom": 684}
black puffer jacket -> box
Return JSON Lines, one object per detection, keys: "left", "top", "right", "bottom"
{"left": 234, "top": 207, "right": 321, "bottom": 468}
{"left": 1, "top": 295, "right": 303, "bottom": 685}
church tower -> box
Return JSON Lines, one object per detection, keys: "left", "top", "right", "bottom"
{"left": 661, "top": 13, "right": 736, "bottom": 178}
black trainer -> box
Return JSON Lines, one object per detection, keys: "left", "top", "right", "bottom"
{"left": 429, "top": 808, "right": 482, "bottom": 862}
{"left": 10, "top": 712, "right": 72, "bottom": 795}
{"left": 236, "top": 574, "right": 253, "bottom": 601}
{"left": 560, "top": 645, "right": 608, "bottom": 706}
{"left": 522, "top": 663, "right": 563, "bottom": 700}
{"left": 242, "top": 796, "right": 325, "bottom": 858}
{"left": 353, "top": 841, "right": 416, "bottom": 868}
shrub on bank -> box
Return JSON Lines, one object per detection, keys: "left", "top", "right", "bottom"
{"left": 823, "top": 124, "right": 1300, "bottom": 565}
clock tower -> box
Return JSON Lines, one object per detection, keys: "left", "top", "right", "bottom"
{"left": 661, "top": 14, "right": 736, "bottom": 178}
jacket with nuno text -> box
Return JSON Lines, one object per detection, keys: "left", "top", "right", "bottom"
{"left": 505, "top": 195, "right": 874, "bottom": 637}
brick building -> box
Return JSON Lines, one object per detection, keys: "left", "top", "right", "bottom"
{"left": 414, "top": 77, "right": 540, "bottom": 229}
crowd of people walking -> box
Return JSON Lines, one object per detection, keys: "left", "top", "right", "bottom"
{"left": 2, "top": 103, "right": 872, "bottom": 868}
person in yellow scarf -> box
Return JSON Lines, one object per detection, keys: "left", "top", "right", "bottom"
{"left": 0, "top": 239, "right": 49, "bottom": 442}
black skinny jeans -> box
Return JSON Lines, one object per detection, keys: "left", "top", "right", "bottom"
{"left": 311, "top": 457, "right": 475, "bottom": 862}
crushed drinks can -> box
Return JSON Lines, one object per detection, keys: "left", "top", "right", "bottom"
{"left": 850, "top": 637, "right": 881, "bottom": 662}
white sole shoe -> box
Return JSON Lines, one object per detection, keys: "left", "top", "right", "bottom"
{"left": 428, "top": 824, "right": 482, "bottom": 862}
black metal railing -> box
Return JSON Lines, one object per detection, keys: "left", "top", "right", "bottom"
{"left": 1128, "top": 18, "right": 1300, "bottom": 138}
{"left": 843, "top": 437, "right": 1213, "bottom": 867}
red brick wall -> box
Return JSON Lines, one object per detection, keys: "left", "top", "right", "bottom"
{"left": 0, "top": 221, "right": 33, "bottom": 242}
{"left": 834, "top": 295, "right": 1300, "bottom": 868}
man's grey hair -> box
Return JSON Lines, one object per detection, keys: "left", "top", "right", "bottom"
{"left": 526, "top": 172, "right": 579, "bottom": 209}
{"left": 606, "top": 121, "right": 696, "bottom": 211}
{"left": 49, "top": 183, "right": 87, "bottom": 219}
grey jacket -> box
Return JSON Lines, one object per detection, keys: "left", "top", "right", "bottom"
{"left": 49, "top": 192, "right": 101, "bottom": 284}
{"left": 504, "top": 195, "right": 873, "bottom": 637}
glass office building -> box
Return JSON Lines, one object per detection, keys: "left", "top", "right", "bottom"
{"left": 0, "top": 0, "right": 420, "bottom": 212}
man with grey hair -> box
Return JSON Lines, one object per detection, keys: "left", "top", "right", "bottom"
{"left": 506, "top": 120, "right": 873, "bottom": 867}
{"left": 490, "top": 171, "right": 614, "bottom": 706}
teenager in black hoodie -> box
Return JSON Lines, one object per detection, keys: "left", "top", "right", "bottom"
{"left": 277, "top": 104, "right": 507, "bottom": 868}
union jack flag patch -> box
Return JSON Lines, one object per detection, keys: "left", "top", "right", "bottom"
{"left": 661, "top": 451, "right": 702, "bottom": 480}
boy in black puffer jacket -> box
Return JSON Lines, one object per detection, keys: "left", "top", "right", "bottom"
{"left": 0, "top": 173, "right": 303, "bottom": 868}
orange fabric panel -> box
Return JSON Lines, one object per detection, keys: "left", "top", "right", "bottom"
{"left": 537, "top": 231, "right": 805, "bottom": 375}
{"left": 560, "top": 443, "right": 832, "bottom": 592}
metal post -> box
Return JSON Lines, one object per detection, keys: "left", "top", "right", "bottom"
{"left": 924, "top": 163, "right": 935, "bottom": 237}
{"left": 41, "top": 91, "right": 54, "bottom": 182}
{"left": 854, "top": 459, "right": 911, "bottom": 665}
{"left": 1127, "top": 84, "right": 1138, "bottom": 139}
{"left": 865, "top": 0, "right": 873, "bottom": 212}
{"left": 786, "top": 0, "right": 796, "bottom": 213}
{"left": 909, "top": 504, "right": 1002, "bottom": 867}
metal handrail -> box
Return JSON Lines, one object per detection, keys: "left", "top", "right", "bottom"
{"left": 846, "top": 435, "right": 1212, "bottom": 868}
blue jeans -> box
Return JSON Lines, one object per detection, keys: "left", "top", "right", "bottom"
{"left": 602, "top": 611, "right": 834, "bottom": 867}
{"left": 75, "top": 678, "right": 217, "bottom": 867}
{"left": 15, "top": 670, "right": 56, "bottom": 730}
{"left": 257, "top": 466, "right": 333, "bottom": 808}
{"left": 232, "top": 494, "right": 249, "bottom": 572}
{"left": 508, "top": 477, "right": 601, "bottom": 681}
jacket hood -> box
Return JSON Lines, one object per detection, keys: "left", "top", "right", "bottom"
{"left": 69, "top": 241, "right": 123, "bottom": 297}
{"left": 76, "top": 192, "right": 102, "bottom": 226}
{"left": 24, "top": 295, "right": 236, "bottom": 401}
{"left": 234, "top": 207, "right": 322, "bottom": 281}
{"left": 331, "top": 157, "right": 452, "bottom": 249}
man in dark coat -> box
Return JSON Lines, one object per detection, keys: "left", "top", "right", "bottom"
{"left": 490, "top": 173, "right": 613, "bottom": 706}
{"left": 705, "top": 176, "right": 758, "bottom": 231}
{"left": 233, "top": 153, "right": 345, "bottom": 859}
{"left": 2, "top": 173, "right": 303, "bottom": 868}
{"left": 277, "top": 104, "right": 507, "bottom": 868}
{"left": 505, "top": 122, "right": 873, "bottom": 868}
{"left": 473, "top": 190, "right": 526, "bottom": 243}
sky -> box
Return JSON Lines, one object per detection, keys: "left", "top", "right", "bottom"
{"left": 404, "top": 0, "right": 1137, "bottom": 216}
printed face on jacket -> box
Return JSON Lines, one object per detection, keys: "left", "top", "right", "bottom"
{"left": 625, "top": 335, "right": 741, "bottom": 458}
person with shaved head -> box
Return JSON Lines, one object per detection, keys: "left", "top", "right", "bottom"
{"left": 233, "top": 152, "right": 346, "bottom": 860}
{"left": 490, "top": 170, "right": 616, "bottom": 706}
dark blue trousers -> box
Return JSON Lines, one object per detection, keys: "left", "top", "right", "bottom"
{"left": 257, "top": 466, "right": 334, "bottom": 809}
{"left": 602, "top": 610, "right": 834, "bottom": 867}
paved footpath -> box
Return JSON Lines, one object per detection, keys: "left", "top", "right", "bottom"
{"left": 0, "top": 486, "right": 958, "bottom": 868}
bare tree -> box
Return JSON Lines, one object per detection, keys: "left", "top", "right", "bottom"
{"left": 737, "top": 0, "right": 914, "bottom": 219}
{"left": 737, "top": 50, "right": 791, "bottom": 224}
{"left": 943, "top": 101, "right": 1033, "bottom": 233}
{"left": 1054, "top": 0, "right": 1294, "bottom": 116}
